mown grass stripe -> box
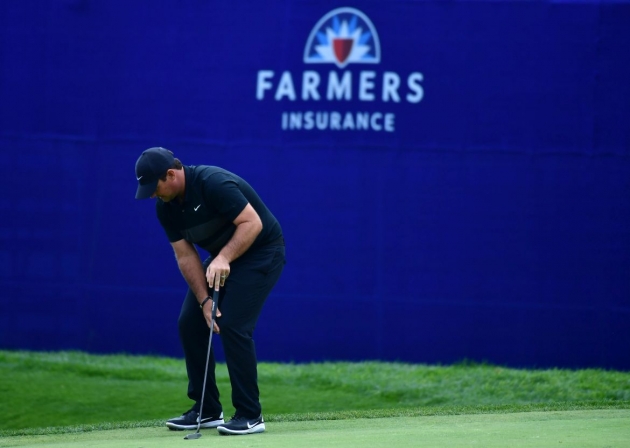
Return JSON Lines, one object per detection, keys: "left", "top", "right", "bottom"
{"left": 2, "top": 401, "right": 629, "bottom": 437}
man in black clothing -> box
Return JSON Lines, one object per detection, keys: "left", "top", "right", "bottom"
{"left": 135, "top": 147, "right": 285, "bottom": 435}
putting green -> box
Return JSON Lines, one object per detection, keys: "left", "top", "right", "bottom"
{"left": 2, "top": 410, "right": 629, "bottom": 448}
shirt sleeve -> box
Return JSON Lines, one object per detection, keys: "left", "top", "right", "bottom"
{"left": 202, "top": 171, "right": 249, "bottom": 222}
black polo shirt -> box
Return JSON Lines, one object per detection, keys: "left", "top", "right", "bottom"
{"left": 156, "top": 165, "right": 282, "bottom": 257}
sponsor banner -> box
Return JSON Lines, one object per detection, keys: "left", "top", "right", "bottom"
{"left": 2, "top": 1, "right": 629, "bottom": 369}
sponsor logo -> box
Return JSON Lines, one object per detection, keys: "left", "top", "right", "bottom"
{"left": 256, "top": 7, "right": 424, "bottom": 133}
{"left": 303, "top": 7, "right": 380, "bottom": 69}
{"left": 194, "top": 205, "right": 201, "bottom": 211}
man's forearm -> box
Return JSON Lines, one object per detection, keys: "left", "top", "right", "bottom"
{"left": 176, "top": 253, "right": 209, "bottom": 303}
{"left": 218, "top": 220, "right": 262, "bottom": 263}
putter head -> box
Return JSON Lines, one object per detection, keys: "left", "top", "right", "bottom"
{"left": 184, "top": 432, "right": 202, "bottom": 440}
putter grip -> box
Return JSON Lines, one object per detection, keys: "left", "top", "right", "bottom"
{"left": 211, "top": 288, "right": 219, "bottom": 319}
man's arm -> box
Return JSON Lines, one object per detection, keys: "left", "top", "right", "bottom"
{"left": 171, "top": 239, "right": 222, "bottom": 332}
{"left": 206, "top": 203, "right": 263, "bottom": 291}
{"left": 220, "top": 203, "right": 263, "bottom": 263}
{"left": 171, "top": 239, "right": 208, "bottom": 305}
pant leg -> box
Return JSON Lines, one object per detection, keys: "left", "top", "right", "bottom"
{"left": 217, "top": 244, "right": 285, "bottom": 418}
{"left": 178, "top": 263, "right": 222, "bottom": 416}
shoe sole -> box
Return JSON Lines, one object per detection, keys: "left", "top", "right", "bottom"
{"left": 166, "top": 420, "right": 224, "bottom": 431}
{"left": 217, "top": 423, "right": 265, "bottom": 435}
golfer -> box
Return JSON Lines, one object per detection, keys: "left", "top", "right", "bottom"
{"left": 135, "top": 147, "right": 285, "bottom": 435}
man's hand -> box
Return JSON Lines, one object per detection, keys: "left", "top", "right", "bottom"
{"left": 206, "top": 255, "right": 230, "bottom": 291}
{"left": 201, "top": 299, "right": 221, "bottom": 333}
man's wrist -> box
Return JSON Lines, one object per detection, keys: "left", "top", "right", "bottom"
{"left": 199, "top": 296, "right": 212, "bottom": 309}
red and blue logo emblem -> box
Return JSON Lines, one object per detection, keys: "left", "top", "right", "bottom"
{"left": 303, "top": 7, "right": 381, "bottom": 69}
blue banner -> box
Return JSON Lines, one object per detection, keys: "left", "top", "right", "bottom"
{"left": 1, "top": 0, "right": 629, "bottom": 369}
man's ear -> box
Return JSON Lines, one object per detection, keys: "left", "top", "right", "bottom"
{"left": 166, "top": 169, "right": 176, "bottom": 180}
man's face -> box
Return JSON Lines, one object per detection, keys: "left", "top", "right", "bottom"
{"left": 151, "top": 173, "right": 178, "bottom": 202}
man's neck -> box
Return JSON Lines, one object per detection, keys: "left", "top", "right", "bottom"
{"left": 176, "top": 168, "right": 186, "bottom": 203}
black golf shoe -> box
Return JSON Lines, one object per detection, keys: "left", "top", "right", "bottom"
{"left": 166, "top": 409, "right": 224, "bottom": 430}
{"left": 217, "top": 414, "right": 265, "bottom": 435}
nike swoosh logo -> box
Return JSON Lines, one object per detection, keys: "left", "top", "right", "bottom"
{"left": 136, "top": 176, "right": 143, "bottom": 180}
{"left": 194, "top": 205, "right": 201, "bottom": 211}
{"left": 247, "top": 422, "right": 258, "bottom": 429}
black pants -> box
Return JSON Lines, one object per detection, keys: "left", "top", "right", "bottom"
{"left": 178, "top": 243, "right": 285, "bottom": 418}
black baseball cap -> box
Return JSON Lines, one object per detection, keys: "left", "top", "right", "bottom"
{"left": 135, "top": 147, "right": 175, "bottom": 199}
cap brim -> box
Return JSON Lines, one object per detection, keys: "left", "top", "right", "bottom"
{"left": 135, "top": 179, "right": 158, "bottom": 199}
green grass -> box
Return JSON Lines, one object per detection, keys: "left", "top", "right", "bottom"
{"left": 1, "top": 350, "right": 629, "bottom": 436}
{"left": 2, "top": 411, "right": 630, "bottom": 448}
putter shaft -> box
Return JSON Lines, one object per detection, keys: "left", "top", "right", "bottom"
{"left": 184, "top": 287, "right": 220, "bottom": 440}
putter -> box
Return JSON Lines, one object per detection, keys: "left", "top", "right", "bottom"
{"left": 184, "top": 286, "right": 220, "bottom": 440}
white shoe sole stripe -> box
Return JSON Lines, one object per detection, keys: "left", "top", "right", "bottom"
{"left": 217, "top": 423, "right": 266, "bottom": 435}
